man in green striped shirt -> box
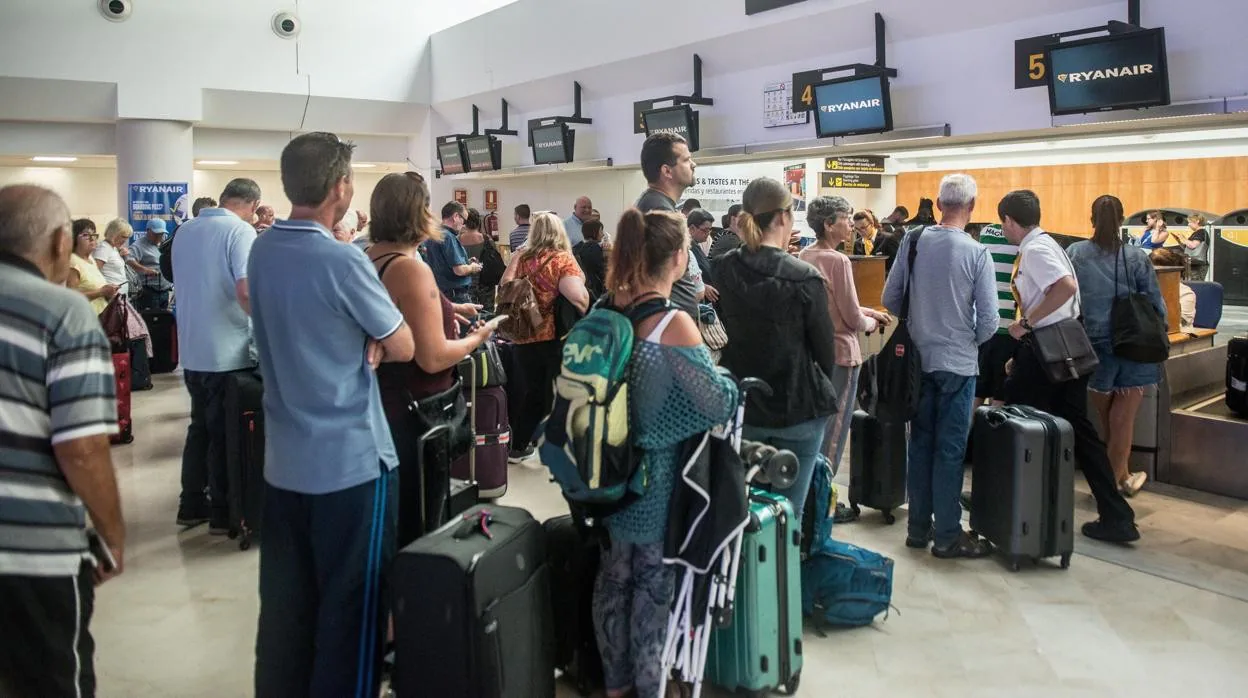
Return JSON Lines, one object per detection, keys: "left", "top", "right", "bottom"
{"left": 976, "top": 224, "right": 1020, "bottom": 405}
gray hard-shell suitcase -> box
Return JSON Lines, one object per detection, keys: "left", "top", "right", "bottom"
{"left": 969, "top": 405, "right": 1075, "bottom": 571}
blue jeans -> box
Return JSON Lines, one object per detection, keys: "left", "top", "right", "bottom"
{"left": 743, "top": 416, "right": 830, "bottom": 523}
{"left": 822, "top": 365, "right": 862, "bottom": 475}
{"left": 907, "top": 371, "right": 976, "bottom": 548}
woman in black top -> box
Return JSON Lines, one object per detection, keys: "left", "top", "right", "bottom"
{"left": 714, "top": 177, "right": 839, "bottom": 522}
{"left": 572, "top": 218, "right": 607, "bottom": 299}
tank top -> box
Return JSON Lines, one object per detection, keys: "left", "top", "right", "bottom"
{"left": 371, "top": 252, "right": 457, "bottom": 420}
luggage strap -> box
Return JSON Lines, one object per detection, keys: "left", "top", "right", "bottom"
{"left": 474, "top": 431, "right": 511, "bottom": 447}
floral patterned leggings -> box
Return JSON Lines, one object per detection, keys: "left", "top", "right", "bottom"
{"left": 592, "top": 540, "right": 675, "bottom": 698}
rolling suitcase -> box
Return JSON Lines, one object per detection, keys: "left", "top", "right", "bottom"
{"left": 109, "top": 352, "right": 133, "bottom": 445}
{"left": 451, "top": 385, "right": 510, "bottom": 499}
{"left": 142, "top": 309, "right": 178, "bottom": 373}
{"left": 1227, "top": 337, "right": 1247, "bottom": 416}
{"left": 543, "top": 515, "right": 603, "bottom": 696}
{"left": 705, "top": 489, "right": 804, "bottom": 697}
{"left": 970, "top": 405, "right": 1075, "bottom": 571}
{"left": 129, "top": 337, "right": 152, "bottom": 391}
{"left": 392, "top": 504, "right": 556, "bottom": 698}
{"left": 223, "top": 371, "right": 264, "bottom": 550}
{"left": 848, "top": 410, "right": 908, "bottom": 524}
{"left": 401, "top": 424, "right": 479, "bottom": 547}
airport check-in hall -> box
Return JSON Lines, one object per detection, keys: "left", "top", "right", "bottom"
{"left": 2, "top": 0, "right": 1248, "bottom": 697}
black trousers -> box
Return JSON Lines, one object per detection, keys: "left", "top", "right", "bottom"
{"left": 511, "top": 339, "right": 562, "bottom": 450}
{"left": 181, "top": 369, "right": 236, "bottom": 518}
{"left": 1004, "top": 341, "right": 1135, "bottom": 526}
{"left": 0, "top": 563, "right": 96, "bottom": 698}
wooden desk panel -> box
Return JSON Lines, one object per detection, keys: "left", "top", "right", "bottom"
{"left": 1156, "top": 266, "right": 1182, "bottom": 335}
{"left": 849, "top": 255, "right": 888, "bottom": 311}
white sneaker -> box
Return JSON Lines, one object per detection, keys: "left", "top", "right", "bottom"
{"left": 1123, "top": 471, "right": 1148, "bottom": 497}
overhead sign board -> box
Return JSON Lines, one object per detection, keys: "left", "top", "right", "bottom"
{"left": 1015, "top": 34, "right": 1061, "bottom": 89}
{"left": 820, "top": 171, "right": 882, "bottom": 190}
{"left": 824, "top": 155, "right": 885, "bottom": 173}
{"left": 812, "top": 75, "right": 892, "bottom": 139}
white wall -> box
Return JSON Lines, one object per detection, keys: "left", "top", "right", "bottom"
{"left": 0, "top": 166, "right": 387, "bottom": 231}
{"left": 429, "top": 0, "right": 1248, "bottom": 167}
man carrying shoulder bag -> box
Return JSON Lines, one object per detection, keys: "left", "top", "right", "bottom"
{"left": 997, "top": 190, "right": 1139, "bottom": 544}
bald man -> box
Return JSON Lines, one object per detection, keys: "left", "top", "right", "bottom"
{"left": 0, "top": 185, "right": 125, "bottom": 697}
{"left": 255, "top": 205, "right": 276, "bottom": 232}
{"left": 564, "top": 196, "right": 592, "bottom": 246}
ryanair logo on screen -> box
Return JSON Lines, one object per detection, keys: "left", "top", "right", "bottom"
{"left": 650, "top": 125, "right": 688, "bottom": 136}
{"left": 535, "top": 140, "right": 562, "bottom": 149}
{"left": 468, "top": 145, "right": 490, "bottom": 157}
{"left": 1057, "top": 64, "right": 1154, "bottom": 83}
{"left": 819, "top": 98, "right": 882, "bottom": 114}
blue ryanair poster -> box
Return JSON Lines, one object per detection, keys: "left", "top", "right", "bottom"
{"left": 127, "top": 182, "right": 189, "bottom": 242}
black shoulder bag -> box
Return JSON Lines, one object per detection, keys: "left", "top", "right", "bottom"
{"left": 1025, "top": 246, "right": 1099, "bottom": 383}
{"left": 875, "top": 228, "right": 924, "bottom": 421}
{"left": 1111, "top": 247, "right": 1170, "bottom": 363}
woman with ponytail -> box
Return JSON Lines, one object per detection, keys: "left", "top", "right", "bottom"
{"left": 592, "top": 208, "right": 738, "bottom": 698}
{"left": 714, "top": 177, "right": 839, "bottom": 523}
{"left": 1067, "top": 194, "right": 1166, "bottom": 497}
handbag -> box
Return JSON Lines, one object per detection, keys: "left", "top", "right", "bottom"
{"left": 458, "top": 340, "right": 507, "bottom": 389}
{"left": 406, "top": 378, "right": 473, "bottom": 466}
{"left": 1111, "top": 247, "right": 1170, "bottom": 363}
{"left": 875, "top": 228, "right": 925, "bottom": 421}
{"left": 99, "top": 293, "right": 130, "bottom": 354}
{"left": 1024, "top": 248, "right": 1099, "bottom": 383}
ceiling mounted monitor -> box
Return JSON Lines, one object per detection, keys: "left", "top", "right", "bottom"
{"left": 812, "top": 74, "right": 893, "bottom": 139}
{"left": 462, "top": 135, "right": 501, "bottom": 172}
{"left": 643, "top": 104, "right": 701, "bottom": 152}
{"left": 437, "top": 139, "right": 466, "bottom": 175}
{"left": 531, "top": 123, "right": 575, "bottom": 165}
{"left": 1045, "top": 28, "right": 1170, "bottom": 116}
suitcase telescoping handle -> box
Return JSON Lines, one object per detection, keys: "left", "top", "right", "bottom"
{"left": 416, "top": 424, "right": 452, "bottom": 529}
{"left": 983, "top": 405, "right": 1035, "bottom": 428}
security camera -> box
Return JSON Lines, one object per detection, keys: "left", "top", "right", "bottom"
{"left": 271, "top": 11, "right": 300, "bottom": 39}
{"left": 98, "top": 0, "right": 132, "bottom": 22}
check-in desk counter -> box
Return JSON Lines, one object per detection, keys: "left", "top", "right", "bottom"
{"left": 1093, "top": 266, "right": 1218, "bottom": 483}
{"left": 1163, "top": 344, "right": 1248, "bottom": 499}
{"left": 850, "top": 256, "right": 894, "bottom": 357}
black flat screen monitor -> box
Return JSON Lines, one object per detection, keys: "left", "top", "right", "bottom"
{"left": 532, "top": 123, "right": 574, "bottom": 165}
{"left": 643, "top": 104, "right": 700, "bottom": 152}
{"left": 463, "top": 135, "right": 500, "bottom": 172}
{"left": 437, "top": 140, "right": 466, "bottom": 175}
{"left": 812, "top": 74, "right": 892, "bottom": 138}
{"left": 1045, "top": 28, "right": 1170, "bottom": 116}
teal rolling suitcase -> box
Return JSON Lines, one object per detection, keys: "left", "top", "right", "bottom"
{"left": 704, "top": 489, "right": 803, "bottom": 696}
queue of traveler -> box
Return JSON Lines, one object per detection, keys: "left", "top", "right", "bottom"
{"left": 1, "top": 124, "right": 1172, "bottom": 697}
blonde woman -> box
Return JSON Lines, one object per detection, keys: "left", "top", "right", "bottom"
{"left": 498, "top": 212, "right": 590, "bottom": 462}
{"left": 67, "top": 219, "right": 118, "bottom": 314}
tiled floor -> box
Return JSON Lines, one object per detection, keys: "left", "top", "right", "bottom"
{"left": 92, "top": 372, "right": 1248, "bottom": 697}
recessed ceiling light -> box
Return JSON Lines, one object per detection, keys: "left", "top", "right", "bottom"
{"left": 31, "top": 156, "right": 78, "bottom": 163}
{"left": 196, "top": 160, "right": 240, "bottom": 166}
{"left": 351, "top": 163, "right": 376, "bottom": 168}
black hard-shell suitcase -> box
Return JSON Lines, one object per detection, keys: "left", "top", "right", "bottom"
{"left": 970, "top": 405, "right": 1075, "bottom": 571}
{"left": 392, "top": 504, "right": 555, "bottom": 698}
{"left": 543, "top": 515, "right": 603, "bottom": 696}
{"left": 129, "top": 337, "right": 152, "bottom": 391}
{"left": 849, "top": 410, "right": 907, "bottom": 524}
{"left": 1227, "top": 337, "right": 1247, "bottom": 416}
{"left": 223, "top": 371, "right": 264, "bottom": 550}
{"left": 400, "top": 424, "right": 479, "bottom": 547}
{"left": 142, "top": 309, "right": 178, "bottom": 373}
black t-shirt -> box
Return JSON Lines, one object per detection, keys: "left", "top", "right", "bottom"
{"left": 635, "top": 188, "right": 676, "bottom": 213}
{"left": 573, "top": 241, "right": 606, "bottom": 297}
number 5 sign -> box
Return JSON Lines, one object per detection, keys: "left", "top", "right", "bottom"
{"left": 1015, "top": 34, "right": 1060, "bottom": 89}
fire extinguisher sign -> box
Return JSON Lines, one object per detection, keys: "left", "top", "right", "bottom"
{"left": 484, "top": 189, "right": 499, "bottom": 212}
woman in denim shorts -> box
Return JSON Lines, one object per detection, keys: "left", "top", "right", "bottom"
{"left": 1067, "top": 195, "right": 1167, "bottom": 497}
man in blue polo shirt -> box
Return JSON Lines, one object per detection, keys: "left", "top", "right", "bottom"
{"left": 170, "top": 178, "right": 260, "bottom": 532}
{"left": 248, "top": 132, "right": 415, "bottom": 698}
{"left": 424, "top": 201, "right": 481, "bottom": 303}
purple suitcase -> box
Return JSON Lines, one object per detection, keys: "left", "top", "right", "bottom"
{"left": 451, "top": 385, "right": 510, "bottom": 499}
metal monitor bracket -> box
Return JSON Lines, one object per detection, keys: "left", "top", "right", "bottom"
{"left": 476, "top": 99, "right": 518, "bottom": 138}
{"left": 528, "top": 82, "right": 594, "bottom": 145}
{"left": 1056, "top": 0, "right": 1145, "bottom": 41}
{"left": 645, "top": 54, "right": 715, "bottom": 108}
{"left": 802, "top": 13, "right": 898, "bottom": 83}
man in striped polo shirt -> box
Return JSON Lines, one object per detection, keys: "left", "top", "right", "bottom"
{"left": 976, "top": 223, "right": 1020, "bottom": 406}
{"left": 0, "top": 185, "right": 126, "bottom": 697}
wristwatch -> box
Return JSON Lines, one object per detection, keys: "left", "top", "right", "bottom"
{"left": 1021, "top": 318, "right": 1033, "bottom": 331}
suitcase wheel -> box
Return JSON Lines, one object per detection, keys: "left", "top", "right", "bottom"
{"left": 1009, "top": 556, "right": 1024, "bottom": 573}
{"left": 239, "top": 535, "right": 252, "bottom": 551}
{"left": 783, "top": 671, "right": 801, "bottom": 695}
{"left": 881, "top": 510, "right": 896, "bottom": 525}
{"left": 1060, "top": 552, "right": 1072, "bottom": 569}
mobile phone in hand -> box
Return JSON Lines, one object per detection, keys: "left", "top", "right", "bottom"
{"left": 87, "top": 530, "right": 116, "bottom": 573}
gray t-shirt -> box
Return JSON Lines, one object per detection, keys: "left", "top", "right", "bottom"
{"left": 635, "top": 188, "right": 699, "bottom": 315}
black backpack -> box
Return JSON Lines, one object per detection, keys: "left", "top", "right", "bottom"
{"left": 159, "top": 230, "right": 176, "bottom": 284}
{"left": 874, "top": 228, "right": 924, "bottom": 422}
{"left": 1110, "top": 247, "right": 1170, "bottom": 363}
{"left": 478, "top": 239, "right": 506, "bottom": 288}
